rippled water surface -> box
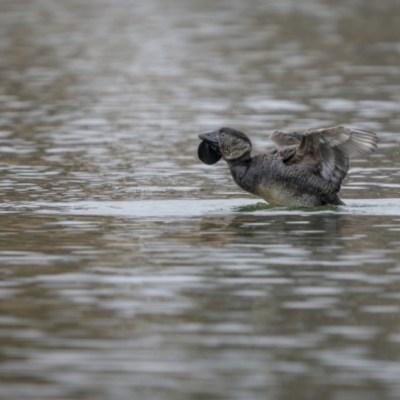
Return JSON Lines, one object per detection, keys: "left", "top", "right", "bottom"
{"left": 1, "top": 0, "right": 400, "bottom": 399}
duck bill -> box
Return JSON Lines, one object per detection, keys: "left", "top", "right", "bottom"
{"left": 198, "top": 131, "right": 219, "bottom": 145}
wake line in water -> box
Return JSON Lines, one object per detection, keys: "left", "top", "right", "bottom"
{"left": 2, "top": 198, "right": 400, "bottom": 218}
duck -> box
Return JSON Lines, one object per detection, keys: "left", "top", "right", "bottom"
{"left": 198, "top": 126, "right": 378, "bottom": 207}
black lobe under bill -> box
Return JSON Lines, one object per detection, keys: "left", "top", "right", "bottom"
{"left": 198, "top": 141, "right": 222, "bottom": 165}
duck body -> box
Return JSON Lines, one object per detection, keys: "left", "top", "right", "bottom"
{"left": 227, "top": 152, "right": 343, "bottom": 207}
{"left": 198, "top": 126, "right": 378, "bottom": 207}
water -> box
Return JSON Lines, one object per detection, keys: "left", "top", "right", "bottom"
{"left": 1, "top": 0, "right": 400, "bottom": 399}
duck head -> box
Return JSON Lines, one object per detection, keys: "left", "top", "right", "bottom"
{"left": 198, "top": 127, "right": 252, "bottom": 164}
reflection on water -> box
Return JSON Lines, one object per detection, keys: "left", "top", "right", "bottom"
{"left": 1, "top": 0, "right": 400, "bottom": 399}
{"left": 2, "top": 203, "right": 400, "bottom": 400}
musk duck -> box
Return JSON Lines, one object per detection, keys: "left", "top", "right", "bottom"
{"left": 198, "top": 126, "right": 378, "bottom": 207}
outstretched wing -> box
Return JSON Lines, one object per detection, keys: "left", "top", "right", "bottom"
{"left": 300, "top": 126, "right": 378, "bottom": 157}
{"left": 280, "top": 126, "right": 378, "bottom": 190}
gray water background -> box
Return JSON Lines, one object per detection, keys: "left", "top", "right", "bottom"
{"left": 1, "top": 0, "right": 400, "bottom": 399}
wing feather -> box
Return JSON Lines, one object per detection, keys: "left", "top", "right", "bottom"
{"left": 278, "top": 126, "right": 378, "bottom": 190}
{"left": 270, "top": 131, "right": 302, "bottom": 147}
